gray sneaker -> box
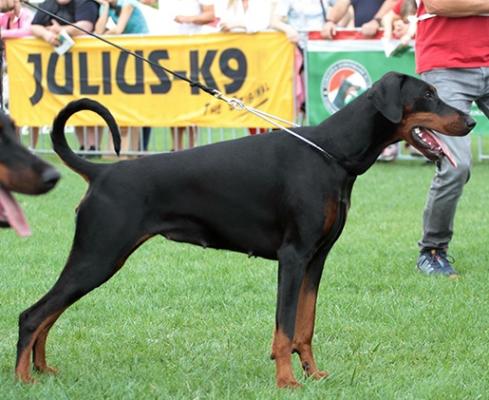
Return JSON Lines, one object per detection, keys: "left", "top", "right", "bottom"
{"left": 417, "top": 248, "right": 459, "bottom": 278}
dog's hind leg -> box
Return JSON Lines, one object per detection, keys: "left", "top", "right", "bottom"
{"left": 15, "top": 214, "right": 151, "bottom": 383}
{"left": 292, "top": 249, "right": 328, "bottom": 380}
{"left": 271, "top": 245, "right": 307, "bottom": 388}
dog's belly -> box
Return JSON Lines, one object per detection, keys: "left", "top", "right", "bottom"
{"left": 157, "top": 212, "right": 281, "bottom": 260}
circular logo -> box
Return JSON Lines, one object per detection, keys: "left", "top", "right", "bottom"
{"left": 321, "top": 61, "right": 372, "bottom": 114}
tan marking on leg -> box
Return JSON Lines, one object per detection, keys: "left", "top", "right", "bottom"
{"left": 16, "top": 311, "right": 62, "bottom": 383}
{"left": 272, "top": 328, "right": 301, "bottom": 388}
{"left": 293, "top": 280, "right": 328, "bottom": 380}
{"left": 33, "top": 313, "right": 62, "bottom": 374}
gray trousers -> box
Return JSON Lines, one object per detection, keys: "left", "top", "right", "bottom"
{"left": 419, "top": 68, "right": 489, "bottom": 250}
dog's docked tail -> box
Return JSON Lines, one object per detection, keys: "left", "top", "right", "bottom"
{"left": 51, "top": 98, "right": 121, "bottom": 181}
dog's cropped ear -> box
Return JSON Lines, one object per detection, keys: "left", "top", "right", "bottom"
{"left": 368, "top": 72, "right": 406, "bottom": 123}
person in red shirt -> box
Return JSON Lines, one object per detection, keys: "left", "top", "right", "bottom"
{"left": 415, "top": 0, "right": 489, "bottom": 277}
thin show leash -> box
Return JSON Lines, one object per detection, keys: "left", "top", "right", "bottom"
{"left": 19, "top": 0, "right": 334, "bottom": 159}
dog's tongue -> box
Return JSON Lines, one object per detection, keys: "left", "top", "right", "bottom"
{"left": 0, "top": 187, "right": 31, "bottom": 237}
{"left": 431, "top": 131, "right": 457, "bottom": 168}
{"left": 418, "top": 129, "right": 457, "bottom": 168}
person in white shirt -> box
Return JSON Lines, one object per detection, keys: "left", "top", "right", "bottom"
{"left": 272, "top": 0, "right": 342, "bottom": 46}
{"left": 141, "top": 0, "right": 216, "bottom": 34}
{"left": 218, "top": 0, "right": 277, "bottom": 33}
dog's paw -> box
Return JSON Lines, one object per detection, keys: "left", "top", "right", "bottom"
{"left": 308, "top": 370, "right": 329, "bottom": 380}
{"left": 276, "top": 377, "right": 302, "bottom": 388}
{"left": 34, "top": 365, "right": 58, "bottom": 375}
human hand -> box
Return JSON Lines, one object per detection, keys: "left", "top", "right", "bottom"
{"left": 47, "top": 19, "right": 62, "bottom": 34}
{"left": 175, "top": 15, "right": 194, "bottom": 24}
{"left": 382, "top": 28, "right": 392, "bottom": 40}
{"left": 320, "top": 21, "right": 336, "bottom": 40}
{"left": 284, "top": 26, "right": 300, "bottom": 43}
{"left": 43, "top": 30, "right": 61, "bottom": 46}
{"left": 361, "top": 19, "right": 380, "bottom": 37}
{"left": 393, "top": 19, "right": 408, "bottom": 38}
{"left": 219, "top": 22, "right": 231, "bottom": 32}
{"left": 399, "top": 33, "right": 412, "bottom": 46}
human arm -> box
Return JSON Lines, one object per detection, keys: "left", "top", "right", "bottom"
{"left": 106, "top": 3, "right": 133, "bottom": 34}
{"left": 270, "top": 15, "right": 300, "bottom": 42}
{"left": 398, "top": 15, "right": 416, "bottom": 44}
{"left": 94, "top": 0, "right": 110, "bottom": 33}
{"left": 320, "top": 0, "right": 351, "bottom": 39}
{"left": 361, "top": 0, "right": 397, "bottom": 37}
{"left": 30, "top": 24, "right": 61, "bottom": 46}
{"left": 423, "top": 0, "right": 489, "bottom": 16}
{"left": 175, "top": 4, "right": 214, "bottom": 25}
{"left": 381, "top": 10, "right": 397, "bottom": 40}
{"left": 0, "top": 0, "right": 15, "bottom": 12}
{"left": 45, "top": 18, "right": 94, "bottom": 37}
{"left": 0, "top": 10, "right": 34, "bottom": 39}
{"left": 60, "top": 0, "right": 98, "bottom": 36}
{"left": 218, "top": 8, "right": 245, "bottom": 33}
{"left": 62, "top": 20, "right": 95, "bottom": 37}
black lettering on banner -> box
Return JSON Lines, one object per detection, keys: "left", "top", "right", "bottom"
{"left": 47, "top": 53, "right": 74, "bottom": 95}
{"left": 148, "top": 50, "right": 172, "bottom": 94}
{"left": 102, "top": 51, "right": 112, "bottom": 94}
{"left": 79, "top": 53, "right": 100, "bottom": 95}
{"left": 116, "top": 51, "right": 144, "bottom": 94}
{"left": 190, "top": 50, "right": 217, "bottom": 95}
{"left": 27, "top": 46, "right": 250, "bottom": 106}
{"left": 220, "top": 48, "right": 246, "bottom": 94}
{"left": 28, "top": 54, "right": 43, "bottom": 106}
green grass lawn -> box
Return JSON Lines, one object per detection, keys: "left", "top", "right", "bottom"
{"left": 1, "top": 155, "right": 489, "bottom": 399}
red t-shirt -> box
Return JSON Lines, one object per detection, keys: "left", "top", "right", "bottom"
{"left": 415, "top": 1, "right": 489, "bottom": 74}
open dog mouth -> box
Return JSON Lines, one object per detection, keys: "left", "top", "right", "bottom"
{"left": 0, "top": 186, "right": 31, "bottom": 237}
{"left": 411, "top": 127, "right": 457, "bottom": 168}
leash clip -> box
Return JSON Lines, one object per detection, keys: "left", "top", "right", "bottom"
{"left": 212, "top": 90, "right": 245, "bottom": 111}
{"left": 227, "top": 98, "right": 245, "bottom": 111}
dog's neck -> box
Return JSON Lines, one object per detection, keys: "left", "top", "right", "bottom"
{"left": 314, "top": 99, "right": 396, "bottom": 176}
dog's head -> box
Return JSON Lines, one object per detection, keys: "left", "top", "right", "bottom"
{"left": 369, "top": 72, "right": 475, "bottom": 167}
{"left": 0, "top": 111, "right": 60, "bottom": 236}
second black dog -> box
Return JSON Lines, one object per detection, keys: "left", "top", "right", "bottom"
{"left": 0, "top": 111, "right": 59, "bottom": 236}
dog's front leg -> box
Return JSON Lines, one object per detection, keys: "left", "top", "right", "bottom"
{"left": 271, "top": 246, "right": 306, "bottom": 388}
{"left": 292, "top": 249, "right": 329, "bottom": 380}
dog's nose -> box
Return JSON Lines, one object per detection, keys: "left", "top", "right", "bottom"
{"left": 42, "top": 167, "right": 61, "bottom": 189}
{"left": 466, "top": 116, "right": 476, "bottom": 130}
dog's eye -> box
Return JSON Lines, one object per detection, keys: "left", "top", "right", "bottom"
{"left": 424, "top": 91, "right": 434, "bottom": 99}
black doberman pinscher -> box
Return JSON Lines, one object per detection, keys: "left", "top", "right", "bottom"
{"left": 15, "top": 72, "right": 475, "bottom": 387}
{"left": 0, "top": 111, "right": 60, "bottom": 236}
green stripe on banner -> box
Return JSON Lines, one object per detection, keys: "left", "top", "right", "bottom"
{"left": 305, "top": 40, "right": 488, "bottom": 135}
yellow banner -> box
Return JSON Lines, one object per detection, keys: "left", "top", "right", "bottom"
{"left": 6, "top": 32, "right": 295, "bottom": 127}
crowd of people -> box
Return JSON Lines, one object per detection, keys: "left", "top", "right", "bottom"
{"left": 1, "top": 0, "right": 489, "bottom": 277}
{"left": 0, "top": 0, "right": 416, "bottom": 152}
